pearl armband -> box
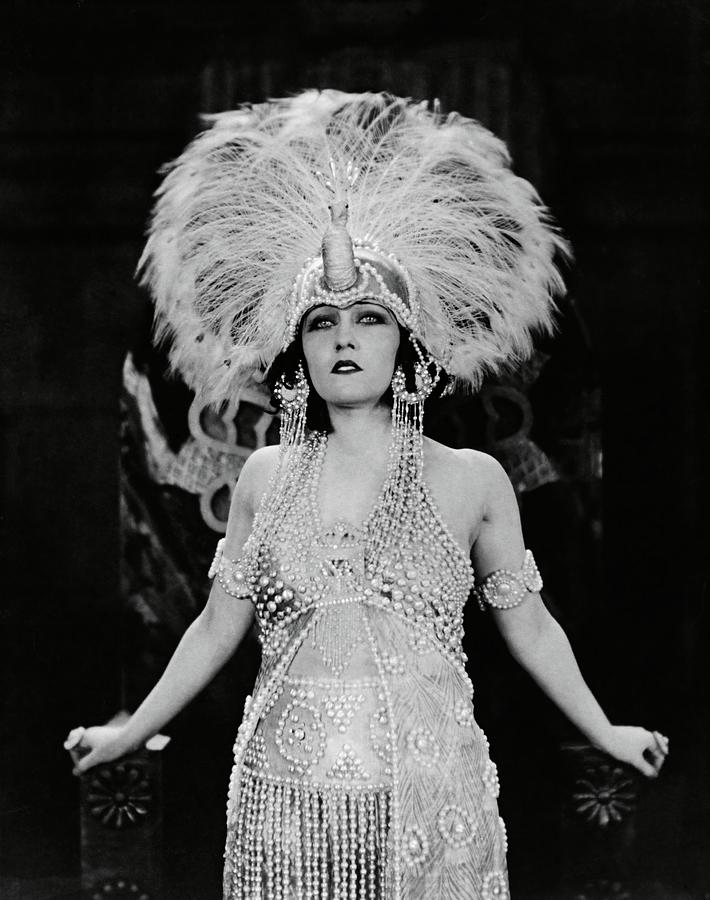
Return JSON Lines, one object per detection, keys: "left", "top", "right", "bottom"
{"left": 475, "top": 549, "right": 542, "bottom": 611}
{"left": 208, "top": 538, "right": 253, "bottom": 600}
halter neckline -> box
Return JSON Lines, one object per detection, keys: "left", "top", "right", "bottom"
{"left": 300, "top": 431, "right": 474, "bottom": 583}
{"left": 308, "top": 431, "right": 398, "bottom": 542}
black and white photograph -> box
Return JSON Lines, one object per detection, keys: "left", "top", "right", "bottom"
{"left": 1, "top": 2, "right": 707, "bottom": 898}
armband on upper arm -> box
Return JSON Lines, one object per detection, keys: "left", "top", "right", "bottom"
{"left": 475, "top": 549, "right": 543, "bottom": 612}
{"left": 208, "top": 538, "right": 254, "bottom": 600}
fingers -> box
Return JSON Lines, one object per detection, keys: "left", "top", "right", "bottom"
{"left": 638, "top": 729, "right": 669, "bottom": 778}
{"left": 653, "top": 730, "right": 669, "bottom": 756}
{"left": 64, "top": 726, "right": 99, "bottom": 775}
{"left": 63, "top": 726, "right": 86, "bottom": 751}
{"left": 604, "top": 725, "right": 669, "bottom": 779}
{"left": 634, "top": 749, "right": 659, "bottom": 778}
{"left": 636, "top": 757, "right": 658, "bottom": 778}
{"left": 650, "top": 730, "right": 669, "bottom": 769}
{"left": 64, "top": 727, "right": 90, "bottom": 772}
{"left": 74, "top": 749, "right": 98, "bottom": 776}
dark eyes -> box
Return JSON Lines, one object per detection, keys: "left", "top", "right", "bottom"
{"left": 306, "top": 310, "right": 385, "bottom": 330}
{"left": 306, "top": 315, "right": 335, "bottom": 330}
{"left": 359, "top": 311, "right": 386, "bottom": 324}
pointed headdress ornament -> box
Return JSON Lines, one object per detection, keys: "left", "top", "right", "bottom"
{"left": 138, "top": 90, "right": 569, "bottom": 403}
{"left": 319, "top": 158, "right": 359, "bottom": 292}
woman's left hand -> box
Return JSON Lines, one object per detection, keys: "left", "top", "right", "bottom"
{"left": 599, "top": 725, "right": 669, "bottom": 777}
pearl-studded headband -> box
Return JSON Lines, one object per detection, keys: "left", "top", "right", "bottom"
{"left": 285, "top": 242, "right": 420, "bottom": 349}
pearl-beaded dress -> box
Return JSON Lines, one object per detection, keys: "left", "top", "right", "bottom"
{"left": 218, "top": 433, "right": 509, "bottom": 900}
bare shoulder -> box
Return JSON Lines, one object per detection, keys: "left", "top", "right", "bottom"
{"left": 453, "top": 446, "right": 512, "bottom": 490}
{"left": 222, "top": 445, "right": 280, "bottom": 554}
{"left": 234, "top": 444, "right": 281, "bottom": 509}
{"left": 455, "top": 447, "right": 517, "bottom": 517}
{"left": 422, "top": 440, "right": 498, "bottom": 547}
{"left": 424, "top": 440, "right": 516, "bottom": 528}
{"left": 425, "top": 440, "right": 507, "bottom": 491}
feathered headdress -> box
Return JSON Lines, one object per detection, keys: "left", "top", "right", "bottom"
{"left": 138, "top": 90, "right": 569, "bottom": 403}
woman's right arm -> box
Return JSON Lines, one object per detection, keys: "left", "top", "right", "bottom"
{"left": 66, "top": 446, "right": 279, "bottom": 774}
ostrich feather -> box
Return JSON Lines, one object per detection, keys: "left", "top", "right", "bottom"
{"left": 137, "top": 90, "right": 569, "bottom": 402}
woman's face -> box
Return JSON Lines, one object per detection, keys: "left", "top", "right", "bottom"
{"left": 301, "top": 301, "right": 400, "bottom": 408}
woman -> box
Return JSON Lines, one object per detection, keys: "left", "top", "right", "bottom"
{"left": 66, "top": 91, "right": 668, "bottom": 899}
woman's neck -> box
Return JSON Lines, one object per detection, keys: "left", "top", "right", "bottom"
{"left": 325, "top": 402, "right": 392, "bottom": 458}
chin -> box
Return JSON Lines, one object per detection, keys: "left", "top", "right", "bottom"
{"left": 327, "top": 393, "right": 376, "bottom": 407}
{"left": 320, "top": 382, "right": 386, "bottom": 407}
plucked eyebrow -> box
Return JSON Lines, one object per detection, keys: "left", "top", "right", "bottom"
{"left": 304, "top": 302, "right": 396, "bottom": 323}
{"left": 355, "top": 301, "right": 397, "bottom": 322}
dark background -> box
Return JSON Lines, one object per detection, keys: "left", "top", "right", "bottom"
{"left": 1, "top": 1, "right": 708, "bottom": 898}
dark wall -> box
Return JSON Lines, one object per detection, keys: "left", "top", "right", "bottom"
{"left": 1, "top": 0, "right": 707, "bottom": 888}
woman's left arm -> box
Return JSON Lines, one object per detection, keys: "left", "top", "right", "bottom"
{"left": 470, "top": 452, "right": 668, "bottom": 778}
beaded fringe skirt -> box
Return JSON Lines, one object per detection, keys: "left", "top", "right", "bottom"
{"left": 226, "top": 768, "right": 392, "bottom": 900}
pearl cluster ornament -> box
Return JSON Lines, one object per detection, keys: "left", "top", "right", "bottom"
{"left": 322, "top": 692, "right": 365, "bottom": 734}
{"left": 402, "top": 825, "right": 429, "bottom": 867}
{"left": 328, "top": 746, "right": 370, "bottom": 781}
{"left": 406, "top": 727, "right": 441, "bottom": 768}
{"left": 437, "top": 803, "right": 477, "bottom": 849}
{"left": 243, "top": 731, "right": 270, "bottom": 773}
{"left": 275, "top": 692, "right": 327, "bottom": 775}
{"left": 454, "top": 697, "right": 475, "bottom": 728}
{"left": 482, "top": 870, "right": 509, "bottom": 900}
{"left": 475, "top": 549, "right": 543, "bottom": 611}
{"left": 381, "top": 653, "right": 406, "bottom": 676}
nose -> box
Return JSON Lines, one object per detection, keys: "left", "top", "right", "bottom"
{"left": 334, "top": 318, "right": 357, "bottom": 351}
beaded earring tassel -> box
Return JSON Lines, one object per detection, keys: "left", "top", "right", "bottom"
{"left": 274, "top": 363, "right": 309, "bottom": 449}
{"left": 367, "top": 342, "right": 441, "bottom": 576}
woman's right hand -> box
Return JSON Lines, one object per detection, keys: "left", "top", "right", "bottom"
{"left": 63, "top": 725, "right": 133, "bottom": 775}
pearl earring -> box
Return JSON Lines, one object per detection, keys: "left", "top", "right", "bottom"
{"left": 274, "top": 363, "right": 309, "bottom": 447}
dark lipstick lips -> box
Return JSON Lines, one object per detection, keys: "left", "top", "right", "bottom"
{"left": 331, "top": 360, "right": 362, "bottom": 373}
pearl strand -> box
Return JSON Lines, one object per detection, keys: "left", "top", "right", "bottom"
{"left": 361, "top": 610, "right": 401, "bottom": 898}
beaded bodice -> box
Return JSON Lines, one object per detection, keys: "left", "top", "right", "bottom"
{"left": 228, "top": 432, "right": 474, "bottom": 669}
